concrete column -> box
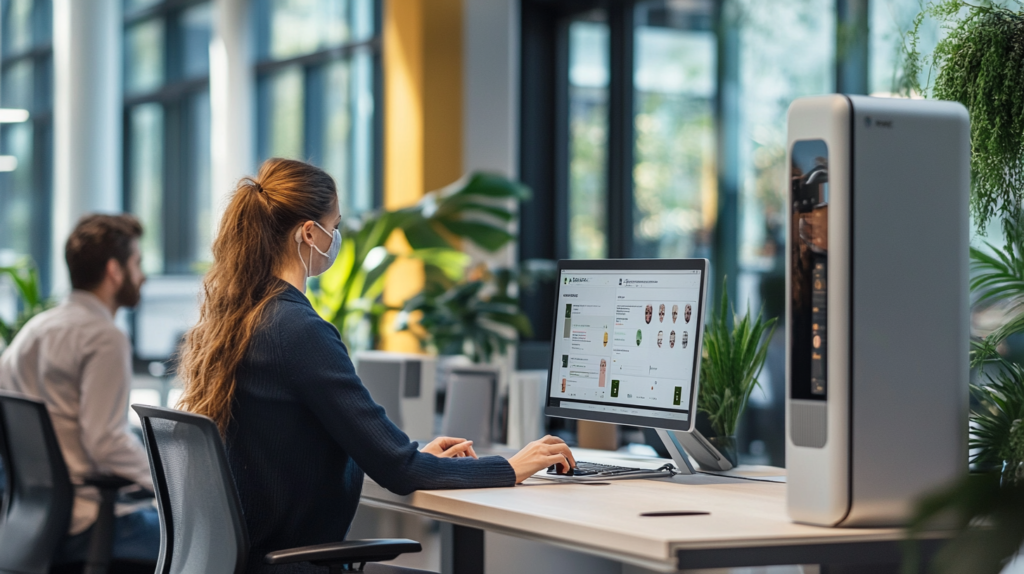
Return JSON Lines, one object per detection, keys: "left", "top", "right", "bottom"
{"left": 463, "top": 0, "right": 519, "bottom": 181}
{"left": 210, "top": 0, "right": 255, "bottom": 234}
{"left": 51, "top": 0, "right": 123, "bottom": 294}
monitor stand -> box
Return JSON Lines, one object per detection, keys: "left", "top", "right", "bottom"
{"left": 656, "top": 428, "right": 735, "bottom": 475}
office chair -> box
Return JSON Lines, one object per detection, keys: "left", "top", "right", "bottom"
{"left": 131, "top": 404, "right": 434, "bottom": 574}
{"left": 0, "top": 392, "right": 151, "bottom": 574}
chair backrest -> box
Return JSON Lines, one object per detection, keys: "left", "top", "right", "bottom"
{"left": 131, "top": 405, "right": 248, "bottom": 574}
{"left": 0, "top": 392, "right": 74, "bottom": 574}
{"left": 440, "top": 367, "right": 499, "bottom": 447}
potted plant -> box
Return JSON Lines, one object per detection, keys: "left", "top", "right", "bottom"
{"left": 0, "top": 257, "right": 52, "bottom": 349}
{"left": 396, "top": 262, "right": 552, "bottom": 364}
{"left": 306, "top": 172, "right": 530, "bottom": 349}
{"left": 697, "top": 280, "right": 778, "bottom": 467}
{"left": 894, "top": 2, "right": 1024, "bottom": 571}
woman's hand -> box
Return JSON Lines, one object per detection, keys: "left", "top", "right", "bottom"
{"left": 421, "top": 436, "right": 478, "bottom": 458}
{"left": 508, "top": 435, "right": 577, "bottom": 483}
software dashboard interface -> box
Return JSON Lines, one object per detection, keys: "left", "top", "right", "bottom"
{"left": 547, "top": 268, "right": 704, "bottom": 424}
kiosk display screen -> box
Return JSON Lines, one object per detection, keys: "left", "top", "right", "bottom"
{"left": 790, "top": 140, "right": 829, "bottom": 401}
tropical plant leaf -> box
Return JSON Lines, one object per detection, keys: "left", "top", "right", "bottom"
{"left": 305, "top": 171, "right": 530, "bottom": 348}
{"left": 434, "top": 219, "right": 515, "bottom": 252}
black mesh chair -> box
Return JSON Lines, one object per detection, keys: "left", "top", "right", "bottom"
{"left": 0, "top": 392, "right": 152, "bottom": 574}
{"left": 131, "top": 405, "right": 433, "bottom": 574}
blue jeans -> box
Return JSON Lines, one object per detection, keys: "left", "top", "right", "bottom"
{"left": 53, "top": 507, "right": 160, "bottom": 564}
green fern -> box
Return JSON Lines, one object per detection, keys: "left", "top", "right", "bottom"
{"left": 900, "top": 0, "right": 1024, "bottom": 232}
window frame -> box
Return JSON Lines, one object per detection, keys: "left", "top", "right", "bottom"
{"left": 253, "top": 0, "right": 385, "bottom": 213}
{"left": 122, "top": 0, "right": 212, "bottom": 276}
{"left": 0, "top": 0, "right": 54, "bottom": 292}
{"left": 518, "top": 0, "right": 870, "bottom": 355}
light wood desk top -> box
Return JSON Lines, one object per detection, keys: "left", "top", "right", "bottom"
{"left": 360, "top": 450, "right": 945, "bottom": 572}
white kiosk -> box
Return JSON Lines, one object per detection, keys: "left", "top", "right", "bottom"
{"left": 786, "top": 95, "right": 970, "bottom": 526}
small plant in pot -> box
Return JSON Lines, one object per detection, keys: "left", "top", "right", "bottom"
{"left": 696, "top": 280, "right": 777, "bottom": 467}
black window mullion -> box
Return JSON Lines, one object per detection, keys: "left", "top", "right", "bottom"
{"left": 606, "top": 1, "right": 634, "bottom": 260}
{"left": 712, "top": 1, "right": 740, "bottom": 305}
{"left": 836, "top": 0, "right": 869, "bottom": 94}
{"left": 163, "top": 100, "right": 186, "bottom": 274}
{"left": 31, "top": 117, "right": 52, "bottom": 293}
{"left": 304, "top": 64, "right": 323, "bottom": 166}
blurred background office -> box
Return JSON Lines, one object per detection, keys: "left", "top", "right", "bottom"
{"left": 0, "top": 0, "right": 960, "bottom": 469}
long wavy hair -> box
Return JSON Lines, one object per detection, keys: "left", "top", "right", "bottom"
{"left": 177, "top": 158, "right": 337, "bottom": 434}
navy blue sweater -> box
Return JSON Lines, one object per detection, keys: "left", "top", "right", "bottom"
{"left": 226, "top": 283, "right": 516, "bottom": 573}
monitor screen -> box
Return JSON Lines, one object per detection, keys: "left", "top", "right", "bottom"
{"left": 545, "top": 259, "right": 708, "bottom": 432}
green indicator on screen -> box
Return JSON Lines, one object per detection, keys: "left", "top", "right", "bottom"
{"left": 611, "top": 380, "right": 620, "bottom": 398}
{"left": 673, "top": 387, "right": 682, "bottom": 406}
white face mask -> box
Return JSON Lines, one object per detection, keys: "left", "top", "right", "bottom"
{"left": 296, "top": 221, "right": 341, "bottom": 278}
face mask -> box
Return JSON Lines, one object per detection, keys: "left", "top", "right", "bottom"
{"left": 297, "top": 221, "right": 341, "bottom": 278}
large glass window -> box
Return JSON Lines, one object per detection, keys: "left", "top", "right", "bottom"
{"left": 0, "top": 0, "right": 53, "bottom": 289}
{"left": 736, "top": 0, "right": 835, "bottom": 274}
{"left": 869, "top": 0, "right": 942, "bottom": 96}
{"left": 255, "top": 0, "right": 381, "bottom": 217}
{"left": 123, "top": 0, "right": 213, "bottom": 275}
{"left": 567, "top": 12, "right": 609, "bottom": 259}
{"left": 633, "top": 1, "right": 716, "bottom": 260}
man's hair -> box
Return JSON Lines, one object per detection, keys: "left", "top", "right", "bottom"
{"left": 65, "top": 214, "right": 143, "bottom": 290}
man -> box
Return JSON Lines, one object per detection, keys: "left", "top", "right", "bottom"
{"left": 644, "top": 304, "right": 653, "bottom": 324}
{"left": 669, "top": 331, "right": 676, "bottom": 349}
{"left": 684, "top": 304, "right": 692, "bottom": 324}
{"left": 658, "top": 303, "right": 666, "bottom": 323}
{"left": 657, "top": 331, "right": 664, "bottom": 348}
{"left": 0, "top": 214, "right": 158, "bottom": 564}
{"left": 672, "top": 304, "right": 679, "bottom": 323}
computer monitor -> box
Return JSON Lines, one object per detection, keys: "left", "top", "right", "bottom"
{"left": 544, "top": 259, "right": 709, "bottom": 434}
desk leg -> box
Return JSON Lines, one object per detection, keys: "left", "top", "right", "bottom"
{"left": 441, "top": 524, "right": 485, "bottom": 574}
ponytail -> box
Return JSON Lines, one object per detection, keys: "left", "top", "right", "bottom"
{"left": 177, "top": 158, "right": 337, "bottom": 434}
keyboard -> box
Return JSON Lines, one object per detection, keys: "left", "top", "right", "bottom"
{"left": 543, "top": 460, "right": 674, "bottom": 481}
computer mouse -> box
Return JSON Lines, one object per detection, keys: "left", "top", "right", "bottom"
{"left": 546, "top": 464, "right": 575, "bottom": 476}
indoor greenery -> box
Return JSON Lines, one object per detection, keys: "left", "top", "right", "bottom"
{"left": 306, "top": 173, "right": 530, "bottom": 348}
{"left": 395, "top": 260, "right": 555, "bottom": 363}
{"left": 900, "top": 0, "right": 1024, "bottom": 231}
{"left": 901, "top": 218, "right": 1024, "bottom": 572}
{"left": 0, "top": 257, "right": 52, "bottom": 347}
{"left": 698, "top": 280, "right": 777, "bottom": 441}
{"left": 895, "top": 4, "right": 1024, "bottom": 571}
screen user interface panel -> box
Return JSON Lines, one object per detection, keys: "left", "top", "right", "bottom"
{"left": 547, "top": 265, "right": 705, "bottom": 428}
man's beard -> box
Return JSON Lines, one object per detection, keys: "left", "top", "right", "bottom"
{"left": 115, "top": 266, "right": 141, "bottom": 308}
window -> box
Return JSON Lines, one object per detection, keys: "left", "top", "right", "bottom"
{"left": 567, "top": 12, "right": 609, "bottom": 259}
{"left": 255, "top": 0, "right": 381, "bottom": 216}
{"left": 123, "top": 0, "right": 213, "bottom": 275}
{"left": 0, "top": 0, "right": 53, "bottom": 289}
{"left": 869, "top": 0, "right": 942, "bottom": 96}
{"left": 632, "top": 1, "right": 716, "bottom": 260}
{"left": 520, "top": 0, "right": 854, "bottom": 464}
{"left": 736, "top": 0, "right": 835, "bottom": 273}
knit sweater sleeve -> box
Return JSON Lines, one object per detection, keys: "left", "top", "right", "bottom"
{"left": 278, "top": 301, "right": 516, "bottom": 495}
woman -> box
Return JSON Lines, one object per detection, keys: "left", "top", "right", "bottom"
{"left": 177, "top": 159, "right": 574, "bottom": 572}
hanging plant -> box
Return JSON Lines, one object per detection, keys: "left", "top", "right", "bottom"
{"left": 900, "top": 0, "right": 1024, "bottom": 231}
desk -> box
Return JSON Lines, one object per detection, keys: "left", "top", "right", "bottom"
{"left": 359, "top": 451, "right": 949, "bottom": 573}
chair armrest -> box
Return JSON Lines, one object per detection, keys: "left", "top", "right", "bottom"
{"left": 264, "top": 539, "right": 422, "bottom": 566}
{"left": 81, "top": 474, "right": 135, "bottom": 491}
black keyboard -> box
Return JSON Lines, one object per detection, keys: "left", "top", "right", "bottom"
{"left": 546, "top": 460, "right": 659, "bottom": 477}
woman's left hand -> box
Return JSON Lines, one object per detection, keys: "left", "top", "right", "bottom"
{"left": 421, "top": 436, "right": 478, "bottom": 458}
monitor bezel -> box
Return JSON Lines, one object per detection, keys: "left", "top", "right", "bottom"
{"left": 543, "top": 258, "right": 710, "bottom": 433}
